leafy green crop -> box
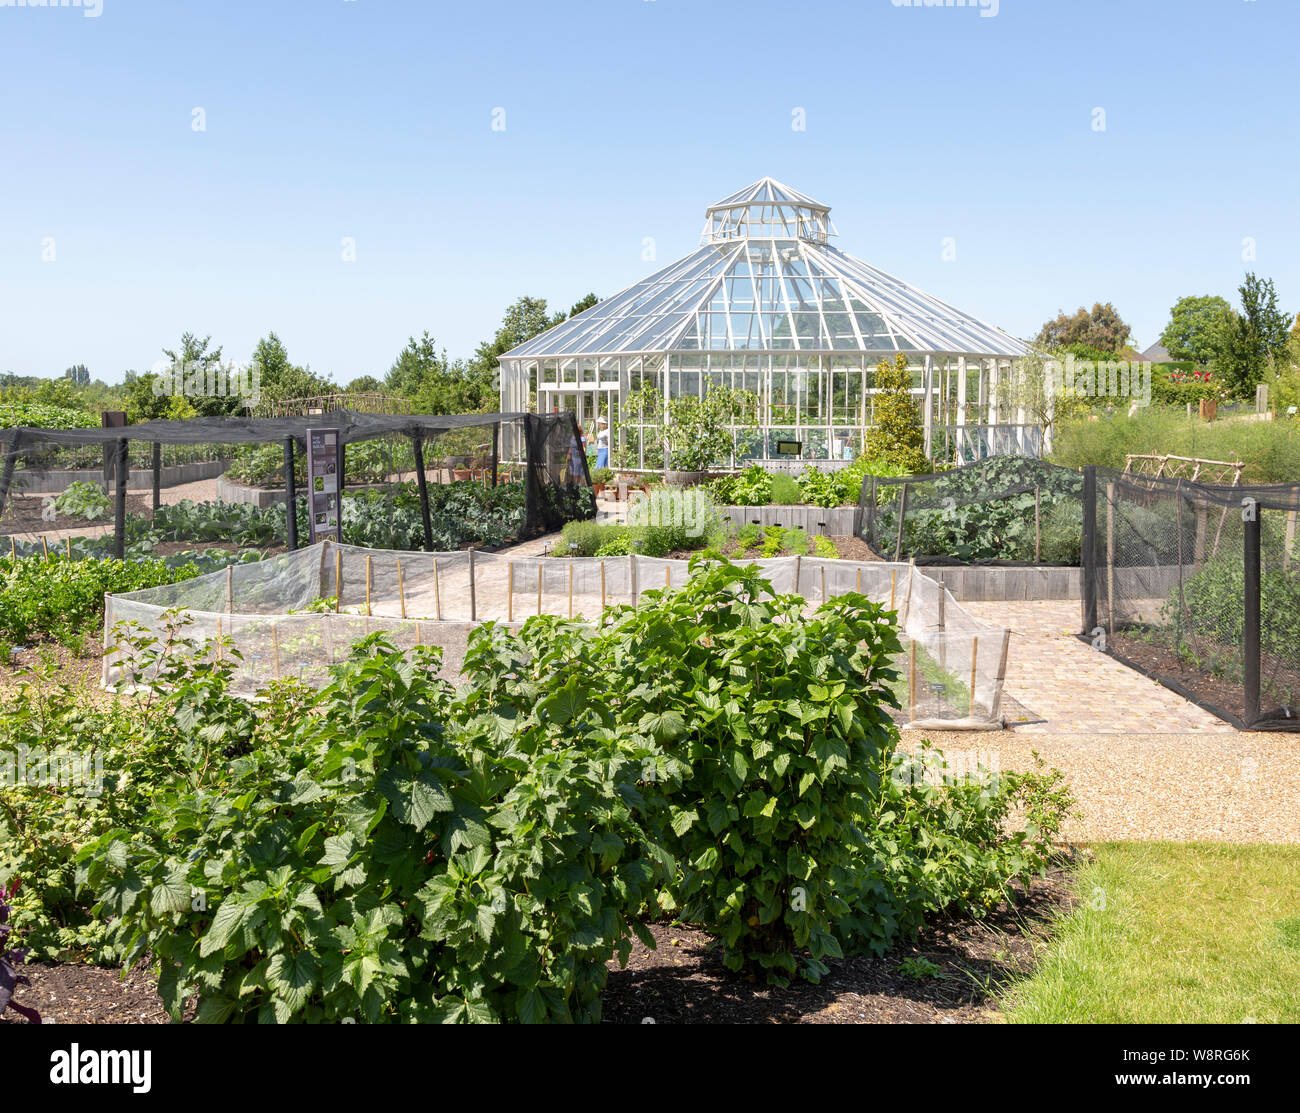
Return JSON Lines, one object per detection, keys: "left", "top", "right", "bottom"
{"left": 54, "top": 480, "right": 113, "bottom": 522}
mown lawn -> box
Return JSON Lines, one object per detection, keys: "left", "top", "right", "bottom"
{"left": 1002, "top": 842, "right": 1300, "bottom": 1023}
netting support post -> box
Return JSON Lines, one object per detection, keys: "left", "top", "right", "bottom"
{"left": 113, "top": 437, "right": 128, "bottom": 560}
{"left": 1081, "top": 465, "right": 1098, "bottom": 635}
{"left": 0, "top": 432, "right": 19, "bottom": 522}
{"left": 283, "top": 437, "right": 298, "bottom": 552}
{"left": 1244, "top": 500, "right": 1261, "bottom": 726}
{"left": 491, "top": 422, "right": 500, "bottom": 488}
{"left": 151, "top": 443, "right": 161, "bottom": 513}
{"left": 411, "top": 432, "right": 434, "bottom": 551}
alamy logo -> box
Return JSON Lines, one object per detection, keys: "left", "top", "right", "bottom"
{"left": 49, "top": 1046, "right": 151, "bottom": 1093}
{"left": 150, "top": 358, "right": 262, "bottom": 408}
{"left": 1044, "top": 355, "right": 1153, "bottom": 408}
{"left": 0, "top": 0, "right": 103, "bottom": 17}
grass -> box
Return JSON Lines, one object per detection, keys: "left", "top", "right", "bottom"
{"left": 1002, "top": 842, "right": 1300, "bottom": 1023}
{"left": 1050, "top": 407, "right": 1300, "bottom": 483}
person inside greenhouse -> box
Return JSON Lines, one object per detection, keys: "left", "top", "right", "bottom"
{"left": 595, "top": 416, "right": 610, "bottom": 469}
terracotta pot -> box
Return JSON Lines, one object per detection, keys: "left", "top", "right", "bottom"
{"left": 593, "top": 483, "right": 605, "bottom": 497}
{"left": 452, "top": 469, "right": 471, "bottom": 482}
{"left": 665, "top": 469, "right": 707, "bottom": 487}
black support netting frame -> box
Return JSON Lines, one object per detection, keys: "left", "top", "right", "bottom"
{"left": 0, "top": 411, "right": 593, "bottom": 558}
{"left": 856, "top": 456, "right": 1084, "bottom": 566}
{"left": 1082, "top": 466, "right": 1300, "bottom": 731}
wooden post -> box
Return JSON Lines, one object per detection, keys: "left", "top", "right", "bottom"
{"left": 889, "top": 568, "right": 896, "bottom": 611}
{"left": 856, "top": 567, "right": 862, "bottom": 594}
{"left": 432, "top": 557, "right": 442, "bottom": 620}
{"left": 468, "top": 549, "right": 477, "bottom": 622}
{"left": 226, "top": 564, "right": 233, "bottom": 614}
{"left": 536, "top": 562, "right": 543, "bottom": 615}
{"left": 41, "top": 536, "right": 48, "bottom": 559}
{"left": 365, "top": 554, "right": 373, "bottom": 617}
{"left": 1034, "top": 485, "right": 1041, "bottom": 563}
{"left": 151, "top": 442, "right": 162, "bottom": 513}
{"left": 630, "top": 554, "right": 638, "bottom": 608}
{"left": 507, "top": 561, "right": 514, "bottom": 622}
{"left": 792, "top": 554, "right": 801, "bottom": 597}
{"left": 491, "top": 422, "right": 500, "bottom": 488}
{"left": 568, "top": 563, "right": 574, "bottom": 619}
{"left": 65, "top": 537, "right": 72, "bottom": 560}
{"left": 9, "top": 536, "right": 15, "bottom": 560}
{"left": 397, "top": 558, "right": 407, "bottom": 618}
{"left": 1105, "top": 482, "right": 1116, "bottom": 633}
{"left": 821, "top": 564, "right": 826, "bottom": 603}
{"left": 335, "top": 550, "right": 342, "bottom": 613}
{"left": 216, "top": 616, "right": 223, "bottom": 661}
{"left": 600, "top": 560, "right": 606, "bottom": 613}
{"left": 969, "top": 637, "right": 979, "bottom": 718}
{"left": 271, "top": 624, "right": 281, "bottom": 681}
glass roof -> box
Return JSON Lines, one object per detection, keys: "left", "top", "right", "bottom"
{"left": 505, "top": 179, "right": 1027, "bottom": 361}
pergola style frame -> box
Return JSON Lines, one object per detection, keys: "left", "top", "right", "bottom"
{"left": 499, "top": 178, "right": 1032, "bottom": 470}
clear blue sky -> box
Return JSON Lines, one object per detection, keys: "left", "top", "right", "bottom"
{"left": 2, "top": 0, "right": 1297, "bottom": 383}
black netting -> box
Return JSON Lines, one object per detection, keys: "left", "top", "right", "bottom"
{"left": 0, "top": 412, "right": 593, "bottom": 558}
{"left": 857, "top": 456, "right": 1084, "bottom": 565}
{"left": 1085, "top": 470, "right": 1300, "bottom": 731}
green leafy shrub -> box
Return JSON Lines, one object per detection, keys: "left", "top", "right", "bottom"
{"left": 54, "top": 480, "right": 112, "bottom": 522}
{"left": 0, "top": 555, "right": 199, "bottom": 648}
{"left": 813, "top": 535, "right": 838, "bottom": 558}
{"left": 709, "top": 466, "right": 773, "bottom": 506}
{"left": 865, "top": 354, "right": 930, "bottom": 474}
{"left": 77, "top": 632, "right": 664, "bottom": 1023}
{"left": 0, "top": 401, "right": 97, "bottom": 431}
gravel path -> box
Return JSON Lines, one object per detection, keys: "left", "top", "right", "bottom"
{"left": 905, "top": 728, "right": 1300, "bottom": 843}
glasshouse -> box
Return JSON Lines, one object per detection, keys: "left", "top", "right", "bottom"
{"left": 498, "top": 178, "right": 1031, "bottom": 469}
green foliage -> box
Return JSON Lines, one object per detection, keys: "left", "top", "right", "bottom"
{"left": 874, "top": 457, "right": 1083, "bottom": 563}
{"left": 769, "top": 472, "right": 802, "bottom": 505}
{"left": 1211, "top": 274, "right": 1294, "bottom": 398}
{"left": 1036, "top": 301, "right": 1132, "bottom": 353}
{"left": 865, "top": 355, "right": 930, "bottom": 474}
{"left": 709, "top": 466, "right": 773, "bottom": 506}
{"left": 0, "top": 555, "right": 199, "bottom": 648}
{"left": 77, "top": 630, "right": 662, "bottom": 1022}
{"left": 620, "top": 383, "right": 760, "bottom": 472}
{"left": 1160, "top": 295, "right": 1234, "bottom": 366}
{"left": 1167, "top": 555, "right": 1300, "bottom": 659}
{"left": 0, "top": 400, "right": 97, "bottom": 430}
{"left": 812, "top": 535, "right": 838, "bottom": 558}
{"left": 589, "top": 467, "right": 614, "bottom": 486}
{"left": 1049, "top": 408, "right": 1300, "bottom": 483}
{"left": 54, "top": 480, "right": 112, "bottom": 521}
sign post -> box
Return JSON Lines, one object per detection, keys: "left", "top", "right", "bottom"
{"left": 306, "top": 428, "right": 342, "bottom": 545}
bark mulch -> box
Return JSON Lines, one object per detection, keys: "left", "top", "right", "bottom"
{"left": 0, "top": 872, "right": 1073, "bottom": 1025}
{"left": 603, "top": 871, "right": 1072, "bottom": 1024}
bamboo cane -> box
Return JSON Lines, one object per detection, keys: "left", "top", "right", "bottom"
{"left": 890, "top": 568, "right": 896, "bottom": 610}
{"left": 508, "top": 561, "right": 514, "bottom": 622}
{"left": 9, "top": 536, "right": 15, "bottom": 560}
{"left": 468, "top": 549, "right": 477, "bottom": 623}
{"left": 397, "top": 558, "right": 407, "bottom": 618}
{"left": 365, "top": 555, "right": 372, "bottom": 617}
{"left": 600, "top": 560, "right": 606, "bottom": 613}
{"left": 65, "top": 537, "right": 72, "bottom": 560}
{"left": 856, "top": 567, "right": 861, "bottom": 594}
{"left": 536, "top": 562, "right": 543, "bottom": 615}
{"left": 216, "top": 616, "right": 223, "bottom": 661}
{"left": 970, "top": 637, "right": 979, "bottom": 718}
{"left": 665, "top": 564, "right": 671, "bottom": 589}
{"left": 41, "top": 536, "right": 48, "bottom": 559}
{"left": 568, "top": 564, "right": 574, "bottom": 619}
{"left": 821, "top": 565, "right": 827, "bottom": 603}
{"left": 271, "top": 623, "right": 280, "bottom": 680}
{"left": 335, "top": 551, "right": 342, "bottom": 613}
{"left": 432, "top": 556, "right": 442, "bottom": 620}
{"left": 226, "top": 564, "right": 233, "bottom": 614}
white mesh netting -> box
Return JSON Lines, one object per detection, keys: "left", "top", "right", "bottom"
{"left": 103, "top": 541, "right": 1011, "bottom": 730}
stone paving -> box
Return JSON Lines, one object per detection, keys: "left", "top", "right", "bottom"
{"left": 961, "top": 598, "right": 1234, "bottom": 735}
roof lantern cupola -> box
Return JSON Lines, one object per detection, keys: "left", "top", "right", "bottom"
{"left": 701, "top": 177, "right": 838, "bottom": 246}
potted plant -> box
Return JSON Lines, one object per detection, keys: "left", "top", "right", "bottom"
{"left": 589, "top": 467, "right": 614, "bottom": 496}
